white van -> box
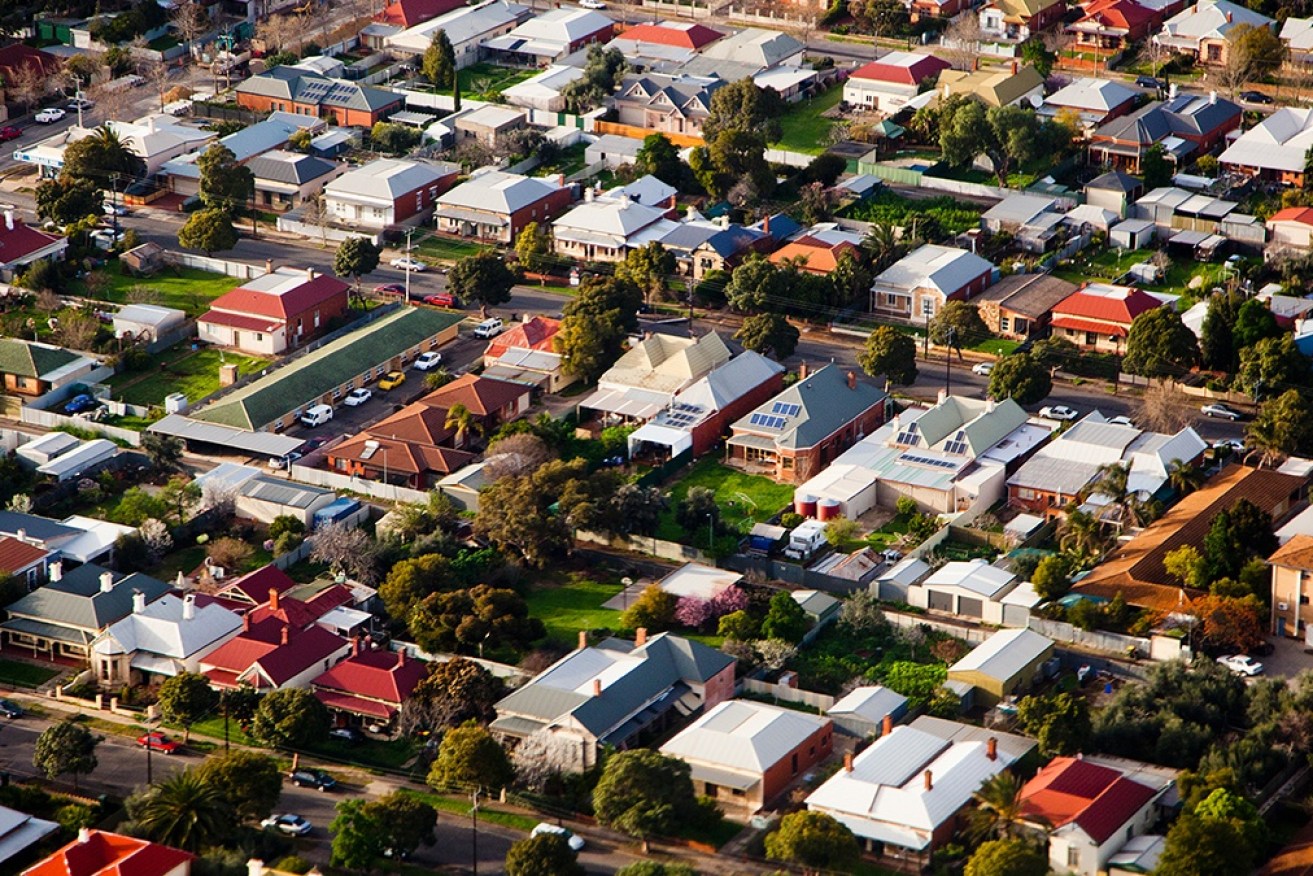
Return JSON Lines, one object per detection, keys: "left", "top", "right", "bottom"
{"left": 299, "top": 404, "right": 333, "bottom": 427}
{"left": 472, "top": 317, "right": 504, "bottom": 339}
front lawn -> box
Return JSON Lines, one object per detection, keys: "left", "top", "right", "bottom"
{"left": 655, "top": 459, "right": 795, "bottom": 547}
{"left": 413, "top": 234, "right": 493, "bottom": 263}
{"left": 106, "top": 347, "right": 271, "bottom": 408}
{"left": 0, "top": 660, "right": 60, "bottom": 688}
{"left": 524, "top": 574, "right": 623, "bottom": 645}
{"left": 70, "top": 261, "right": 240, "bottom": 316}
{"left": 400, "top": 789, "right": 540, "bottom": 831}
{"left": 974, "top": 338, "right": 1020, "bottom": 356}
{"left": 771, "top": 86, "right": 844, "bottom": 155}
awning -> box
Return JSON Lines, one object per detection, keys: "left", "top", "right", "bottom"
{"left": 390, "top": 110, "right": 436, "bottom": 126}
{"left": 627, "top": 422, "right": 693, "bottom": 457}
{"left": 0, "top": 618, "right": 91, "bottom": 645}
{"left": 1050, "top": 316, "right": 1127, "bottom": 337}
{"left": 688, "top": 764, "right": 759, "bottom": 791}
{"left": 483, "top": 362, "right": 551, "bottom": 388}
{"left": 149, "top": 414, "right": 304, "bottom": 457}
{"left": 489, "top": 714, "right": 548, "bottom": 737}
{"left": 727, "top": 433, "right": 778, "bottom": 451}
{"left": 579, "top": 387, "right": 668, "bottom": 419}
{"left": 313, "top": 689, "right": 395, "bottom": 721}
{"left": 434, "top": 206, "right": 507, "bottom": 227}
{"left": 131, "top": 653, "right": 182, "bottom": 676}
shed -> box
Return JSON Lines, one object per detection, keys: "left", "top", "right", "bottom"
{"left": 119, "top": 241, "right": 165, "bottom": 275}
{"left": 16, "top": 431, "right": 80, "bottom": 468}
{"left": 1109, "top": 218, "right": 1155, "bottom": 250}
{"left": 826, "top": 685, "right": 909, "bottom": 738}
{"left": 657, "top": 562, "right": 742, "bottom": 600}
{"left": 872, "top": 556, "right": 931, "bottom": 603}
{"left": 36, "top": 439, "right": 117, "bottom": 482}
{"left": 112, "top": 304, "right": 187, "bottom": 342}
{"left": 947, "top": 628, "right": 1054, "bottom": 708}
{"left": 748, "top": 522, "right": 788, "bottom": 552}
{"left": 314, "top": 497, "right": 363, "bottom": 529}
{"left": 792, "top": 589, "right": 840, "bottom": 625}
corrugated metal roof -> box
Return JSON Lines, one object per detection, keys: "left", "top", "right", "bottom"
{"left": 149, "top": 414, "right": 305, "bottom": 456}
{"left": 661, "top": 700, "right": 829, "bottom": 773}
{"left": 948, "top": 628, "right": 1053, "bottom": 680}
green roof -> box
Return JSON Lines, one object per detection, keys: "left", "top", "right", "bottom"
{"left": 191, "top": 307, "right": 462, "bottom": 430}
{"left": 0, "top": 339, "right": 80, "bottom": 380}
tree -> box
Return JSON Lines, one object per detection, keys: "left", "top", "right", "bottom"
{"left": 559, "top": 45, "right": 627, "bottom": 112}
{"left": 764, "top": 811, "right": 859, "bottom": 875}
{"left": 448, "top": 251, "right": 515, "bottom": 316}
{"left": 761, "top": 591, "right": 809, "bottom": 643}
{"left": 942, "top": 12, "right": 985, "bottom": 70}
{"left": 35, "top": 175, "right": 101, "bottom": 227}
{"left": 1203, "top": 499, "right": 1276, "bottom": 581}
{"left": 615, "top": 864, "right": 697, "bottom": 876}
{"left": 1157, "top": 811, "right": 1258, "bottom": 876}
{"left": 1236, "top": 334, "right": 1311, "bottom": 401}
{"left": 380, "top": 553, "right": 451, "bottom": 623}
{"left": 400, "top": 657, "right": 504, "bottom": 735}
{"left": 158, "top": 476, "right": 201, "bottom": 526}
{"left": 1030, "top": 554, "right": 1072, "bottom": 600}
{"left": 6, "top": 60, "right": 47, "bottom": 116}
{"left": 157, "top": 672, "right": 217, "bottom": 743}
{"left": 422, "top": 29, "right": 456, "bottom": 87}
{"left": 33, "top": 719, "right": 99, "bottom": 790}
{"left": 1200, "top": 290, "right": 1243, "bottom": 371}
{"left": 506, "top": 833, "right": 586, "bottom": 876}
{"left": 1141, "top": 143, "right": 1173, "bottom": 190}
{"left": 620, "top": 584, "right": 678, "bottom": 632}
{"left": 427, "top": 721, "right": 513, "bottom": 791}
{"left": 704, "top": 78, "right": 784, "bottom": 143}
{"left": 968, "top": 772, "right": 1026, "bottom": 841}
{"left": 1138, "top": 380, "right": 1195, "bottom": 434}
{"left": 1223, "top": 23, "right": 1285, "bottom": 93}
{"left": 1088, "top": 462, "right": 1147, "bottom": 530}
{"left": 485, "top": 432, "right": 556, "bottom": 480}
{"left": 333, "top": 237, "right": 380, "bottom": 297}
{"left": 1248, "top": 390, "right": 1313, "bottom": 465}
{"left": 514, "top": 221, "right": 553, "bottom": 275}
{"left": 849, "top": 0, "right": 905, "bottom": 38}
{"left": 859, "top": 325, "right": 918, "bottom": 386}
{"left": 615, "top": 242, "right": 676, "bottom": 304}
{"left": 251, "top": 688, "right": 329, "bottom": 748}
{"left": 593, "top": 750, "right": 703, "bottom": 851}
{"left": 676, "top": 485, "right": 720, "bottom": 538}
{"left": 634, "top": 133, "right": 683, "bottom": 187}
{"left": 735, "top": 312, "right": 799, "bottom": 359}
{"left": 939, "top": 99, "right": 1044, "bottom": 187}
{"left": 409, "top": 584, "right": 544, "bottom": 654}
{"left": 1189, "top": 594, "right": 1267, "bottom": 654}
{"left": 178, "top": 208, "right": 238, "bottom": 255}
{"left": 1122, "top": 307, "right": 1199, "bottom": 378}
{"left": 170, "top": 0, "right": 208, "bottom": 59}
{"left": 1234, "top": 298, "right": 1281, "bottom": 350}
{"left": 988, "top": 353, "right": 1051, "bottom": 404}
{"left": 694, "top": 128, "right": 774, "bottom": 200}
{"left": 310, "top": 520, "right": 378, "bottom": 582}
{"left": 63, "top": 125, "right": 145, "bottom": 186}
{"left": 964, "top": 838, "right": 1049, "bottom": 876}
{"left": 195, "top": 750, "right": 281, "bottom": 822}
{"left": 724, "top": 253, "right": 785, "bottom": 312}
{"left": 198, "top": 144, "right": 254, "bottom": 214}
{"left": 475, "top": 458, "right": 590, "bottom": 566}
{"left": 929, "top": 301, "right": 991, "bottom": 358}
{"left": 141, "top": 432, "right": 184, "bottom": 472}
{"left": 331, "top": 792, "right": 438, "bottom": 865}
{"left": 370, "top": 121, "right": 421, "bottom": 154}
{"left": 1020, "top": 37, "right": 1055, "bottom": 78}
{"left": 1015, "top": 691, "right": 1091, "bottom": 756}
{"left": 555, "top": 294, "right": 629, "bottom": 382}
{"left": 1164, "top": 544, "right": 1207, "bottom": 589}
{"left": 127, "top": 770, "right": 231, "bottom": 852}
{"left": 444, "top": 403, "right": 483, "bottom": 448}
{"left": 330, "top": 799, "right": 385, "bottom": 870}
{"left": 1058, "top": 508, "right": 1105, "bottom": 561}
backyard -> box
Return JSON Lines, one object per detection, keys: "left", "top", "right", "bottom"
{"left": 457, "top": 63, "right": 536, "bottom": 100}
{"left": 771, "top": 86, "right": 844, "bottom": 155}
{"left": 106, "top": 345, "right": 271, "bottom": 409}
{"left": 655, "top": 459, "right": 795, "bottom": 551}
{"left": 523, "top": 573, "right": 623, "bottom": 645}
{"left": 1052, "top": 246, "right": 1250, "bottom": 304}
{"left": 70, "top": 262, "right": 240, "bottom": 316}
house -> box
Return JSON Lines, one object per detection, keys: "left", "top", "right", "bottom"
{"left": 659, "top": 217, "right": 771, "bottom": 280}
{"left": 805, "top": 718, "right": 1035, "bottom": 865}
{"left": 161, "top": 115, "right": 323, "bottom": 197}
{"left": 1009, "top": 412, "right": 1207, "bottom": 519}
{"left": 626, "top": 351, "right": 787, "bottom": 460}
{"left": 112, "top": 304, "right": 187, "bottom": 343}
{"left": 552, "top": 190, "right": 677, "bottom": 263}
{"left": 484, "top": 8, "right": 615, "bottom": 66}
{"left": 1049, "top": 281, "right": 1163, "bottom": 353}
{"left": 190, "top": 307, "right": 462, "bottom": 432}
{"left": 659, "top": 700, "right": 834, "bottom": 814}
{"left": 584, "top": 133, "right": 645, "bottom": 169}
{"left": 1155, "top": 0, "right": 1274, "bottom": 65}
{"left": 1020, "top": 756, "right": 1167, "bottom": 876}
{"left": 16, "top": 432, "right": 81, "bottom": 470}
{"left": 246, "top": 149, "right": 343, "bottom": 211}
{"left": 197, "top": 267, "right": 350, "bottom": 356}
{"left": 580, "top": 331, "right": 732, "bottom": 424}
{"left": 769, "top": 229, "right": 862, "bottom": 275}
{"left": 312, "top": 643, "right": 427, "bottom": 733}
{"left": 322, "top": 158, "right": 461, "bottom": 229}
{"left": 385, "top": 0, "right": 532, "bottom": 67}
{"left": 0, "top": 536, "right": 51, "bottom": 591}
{"left": 23, "top": 830, "right": 192, "bottom": 876}
{"left": 793, "top": 395, "right": 1051, "bottom": 518}
{"left": 907, "top": 0, "right": 968, "bottom": 20}
{"left": 973, "top": 274, "right": 1078, "bottom": 338}
{"left": 235, "top": 67, "right": 403, "bottom": 127}
{"left": 0, "top": 513, "right": 133, "bottom": 566}
{"left": 1074, "top": 464, "right": 1305, "bottom": 611}
{"left": 604, "top": 22, "right": 724, "bottom": 71}
{"left": 411, "top": 373, "right": 533, "bottom": 445}
{"left": 433, "top": 169, "right": 573, "bottom": 243}
{"left": 490, "top": 629, "right": 736, "bottom": 771}
{"left": 842, "top": 52, "right": 952, "bottom": 113}
{"left": 612, "top": 73, "right": 724, "bottom": 140}
{"left": 374, "top": 0, "right": 466, "bottom": 28}
{"left": 0, "top": 338, "right": 98, "bottom": 397}
{"left": 503, "top": 64, "right": 586, "bottom": 112}
{"left": 869, "top": 244, "right": 996, "bottom": 320}
{"left": 910, "top": 559, "right": 1039, "bottom": 626}
{"left": 726, "top": 364, "right": 890, "bottom": 485}
{"left": 1267, "top": 536, "right": 1313, "bottom": 638}
{"left": 0, "top": 805, "right": 58, "bottom": 870}
{"left": 90, "top": 593, "right": 243, "bottom": 687}
{"left": 482, "top": 317, "right": 576, "bottom": 392}
{"left": 0, "top": 564, "right": 171, "bottom": 663}
{"left": 1068, "top": 0, "right": 1164, "bottom": 52}
{"left": 982, "top": 193, "right": 1062, "bottom": 235}
{"left": 33, "top": 438, "right": 117, "bottom": 483}
{"left": 15, "top": 115, "right": 215, "bottom": 179}
{"left": 1220, "top": 108, "right": 1313, "bottom": 188}
{"left": 486, "top": 315, "right": 562, "bottom": 359}
{"left": 454, "top": 105, "right": 527, "bottom": 148}
{"left": 1089, "top": 94, "right": 1241, "bottom": 171}
{"left": 1282, "top": 16, "right": 1313, "bottom": 64}
{"left": 946, "top": 628, "right": 1054, "bottom": 707}
{"left": 979, "top": 0, "right": 1067, "bottom": 41}
{"left": 1266, "top": 206, "right": 1313, "bottom": 251}
{"left": 1085, "top": 170, "right": 1145, "bottom": 218}
{"left": 1040, "top": 77, "right": 1139, "bottom": 129}
{"left": 827, "top": 686, "right": 909, "bottom": 738}
{"left": 199, "top": 590, "right": 352, "bottom": 690}
{"left": 697, "top": 27, "right": 804, "bottom": 70}
{"left": 936, "top": 63, "right": 1045, "bottom": 108}
{"left": 0, "top": 215, "right": 68, "bottom": 278}
{"left": 192, "top": 463, "right": 342, "bottom": 526}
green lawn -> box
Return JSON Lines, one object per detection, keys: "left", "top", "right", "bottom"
{"left": 771, "top": 86, "right": 844, "bottom": 155}
{"left": 106, "top": 347, "right": 271, "bottom": 407}
{"left": 457, "top": 63, "right": 536, "bottom": 99}
{"left": 413, "top": 234, "right": 492, "bottom": 263}
{"left": 0, "top": 660, "right": 60, "bottom": 688}
{"left": 655, "top": 459, "right": 795, "bottom": 547}
{"left": 70, "top": 262, "right": 240, "bottom": 316}
{"left": 974, "top": 338, "right": 1020, "bottom": 356}
{"left": 524, "top": 575, "right": 623, "bottom": 644}
{"left": 401, "top": 789, "right": 540, "bottom": 831}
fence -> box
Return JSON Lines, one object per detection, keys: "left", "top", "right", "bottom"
{"left": 576, "top": 529, "right": 713, "bottom": 564}
{"left": 275, "top": 213, "right": 384, "bottom": 245}
{"left": 1026, "top": 616, "right": 1152, "bottom": 657}
{"left": 638, "top": 0, "right": 716, "bottom": 17}
{"left": 884, "top": 608, "right": 995, "bottom": 645}
{"left": 918, "top": 175, "right": 1010, "bottom": 200}
{"left": 288, "top": 463, "right": 429, "bottom": 503}
{"left": 272, "top": 538, "right": 315, "bottom": 569}
{"left": 722, "top": 553, "right": 867, "bottom": 594}
{"left": 567, "top": 160, "right": 608, "bottom": 183}
{"left": 764, "top": 148, "right": 817, "bottom": 169}
{"left": 857, "top": 162, "right": 925, "bottom": 186}
{"left": 163, "top": 250, "right": 265, "bottom": 280}
{"left": 392, "top": 640, "right": 533, "bottom": 684}
{"left": 634, "top": 448, "right": 692, "bottom": 488}
{"left": 593, "top": 120, "right": 704, "bottom": 148}
{"left": 741, "top": 678, "right": 835, "bottom": 711}
{"left": 19, "top": 406, "right": 143, "bottom": 446}
{"left": 143, "top": 319, "right": 197, "bottom": 354}
{"left": 189, "top": 101, "right": 264, "bottom": 127}
{"left": 725, "top": 6, "right": 818, "bottom": 26}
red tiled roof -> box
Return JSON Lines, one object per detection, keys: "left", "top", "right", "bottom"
{"left": 314, "top": 688, "right": 395, "bottom": 720}
{"left": 330, "top": 432, "right": 476, "bottom": 477}
{"left": 1052, "top": 285, "right": 1162, "bottom": 325}
{"left": 1269, "top": 207, "right": 1313, "bottom": 227}
{"left": 1020, "top": 757, "right": 1157, "bottom": 844}
{"left": 0, "top": 536, "right": 49, "bottom": 576}
{"left": 616, "top": 22, "right": 723, "bottom": 49}
{"left": 1050, "top": 315, "right": 1129, "bottom": 337}
{"left": 850, "top": 53, "right": 951, "bottom": 86}
{"left": 23, "top": 830, "right": 193, "bottom": 876}
{"left": 420, "top": 373, "right": 531, "bottom": 417}
{"left": 0, "top": 221, "right": 65, "bottom": 269}
{"left": 202, "top": 623, "right": 347, "bottom": 688}
{"left": 196, "top": 309, "right": 281, "bottom": 333}
{"left": 220, "top": 565, "right": 298, "bottom": 606}
{"left": 207, "top": 273, "right": 349, "bottom": 321}
{"left": 486, "top": 316, "right": 562, "bottom": 359}
{"left": 355, "top": 401, "right": 456, "bottom": 446}
{"left": 1269, "top": 535, "right": 1313, "bottom": 571}
{"left": 248, "top": 592, "right": 325, "bottom": 630}
{"left": 312, "top": 648, "right": 426, "bottom": 705}
{"left": 1075, "top": 0, "right": 1155, "bottom": 31}
{"left": 374, "top": 0, "right": 466, "bottom": 27}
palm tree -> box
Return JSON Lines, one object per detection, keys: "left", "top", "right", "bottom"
{"left": 1086, "top": 462, "right": 1147, "bottom": 531}
{"left": 968, "top": 771, "right": 1027, "bottom": 841}
{"left": 862, "top": 222, "right": 903, "bottom": 272}
{"left": 1245, "top": 416, "right": 1285, "bottom": 469}
{"left": 129, "top": 770, "right": 232, "bottom": 852}
{"left": 1167, "top": 458, "right": 1204, "bottom": 496}
{"left": 444, "top": 403, "right": 483, "bottom": 448}
{"left": 1059, "top": 508, "right": 1105, "bottom": 560}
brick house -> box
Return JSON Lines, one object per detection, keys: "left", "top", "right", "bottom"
{"left": 1089, "top": 94, "right": 1241, "bottom": 172}
{"left": 612, "top": 74, "right": 724, "bottom": 139}
{"left": 973, "top": 274, "right": 1078, "bottom": 339}
{"left": 323, "top": 158, "right": 461, "bottom": 229}
{"left": 235, "top": 68, "right": 402, "bottom": 127}
{"left": 433, "top": 170, "right": 573, "bottom": 243}
{"left": 311, "top": 643, "right": 428, "bottom": 734}
{"left": 841, "top": 52, "right": 952, "bottom": 113}
{"left": 1048, "top": 282, "right": 1163, "bottom": 353}
{"left": 1269, "top": 536, "right": 1313, "bottom": 638}
{"left": 870, "top": 244, "right": 996, "bottom": 321}
{"left": 197, "top": 267, "right": 350, "bottom": 357}
{"left": 1156, "top": 0, "right": 1274, "bottom": 66}
{"left": 1220, "top": 108, "right": 1313, "bottom": 188}
{"left": 1067, "top": 0, "right": 1167, "bottom": 51}
{"left": 979, "top": 0, "right": 1067, "bottom": 41}
{"left": 0, "top": 338, "right": 98, "bottom": 398}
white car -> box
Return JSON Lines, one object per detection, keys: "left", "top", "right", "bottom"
{"left": 35, "top": 108, "right": 66, "bottom": 124}
{"left": 580, "top": 0, "right": 606, "bottom": 6}
{"left": 531, "top": 823, "right": 585, "bottom": 851}
{"left": 1107, "top": 415, "right": 1135, "bottom": 427}
{"left": 390, "top": 257, "right": 426, "bottom": 272}
{"left": 1213, "top": 438, "right": 1247, "bottom": 455}
{"left": 413, "top": 351, "right": 443, "bottom": 371}
{"left": 1217, "top": 654, "right": 1264, "bottom": 676}
{"left": 89, "top": 228, "right": 125, "bottom": 250}
{"left": 1039, "top": 405, "right": 1078, "bottom": 422}
{"left": 268, "top": 451, "right": 304, "bottom": 470}
{"left": 262, "top": 814, "right": 313, "bottom": 836}
{"left": 971, "top": 362, "right": 994, "bottom": 376}
{"left": 102, "top": 202, "right": 129, "bottom": 216}
{"left": 344, "top": 388, "right": 373, "bottom": 406}
{"left": 1201, "top": 403, "right": 1244, "bottom": 421}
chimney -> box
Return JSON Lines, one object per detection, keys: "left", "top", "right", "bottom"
{"left": 78, "top": 828, "right": 92, "bottom": 844}
{"left": 248, "top": 860, "right": 266, "bottom": 876}
{"left": 49, "top": 561, "right": 62, "bottom": 582}
{"left": 99, "top": 572, "right": 114, "bottom": 593}
{"left": 269, "top": 588, "right": 280, "bottom": 611}
{"left": 882, "top": 714, "right": 893, "bottom": 737}
{"left": 846, "top": 370, "right": 857, "bottom": 390}
{"left": 987, "top": 737, "right": 998, "bottom": 761}
{"left": 938, "top": 388, "right": 948, "bottom": 404}
{"left": 972, "top": 57, "right": 979, "bottom": 72}
{"left": 1209, "top": 90, "right": 1217, "bottom": 104}
{"left": 578, "top": 630, "right": 588, "bottom": 651}
{"left": 280, "top": 625, "right": 290, "bottom": 645}
{"left": 351, "top": 637, "right": 360, "bottom": 657}
{"left": 305, "top": 267, "right": 316, "bottom": 281}
{"left": 1010, "top": 60, "right": 1018, "bottom": 74}
{"left": 243, "top": 612, "right": 251, "bottom": 632}
{"left": 593, "top": 678, "right": 602, "bottom": 697}
{"left": 265, "top": 258, "right": 274, "bottom": 274}
{"left": 148, "top": 115, "right": 157, "bottom": 133}
{"left": 132, "top": 591, "right": 146, "bottom": 614}
{"left": 1226, "top": 10, "right": 1232, "bottom": 21}
{"left": 798, "top": 361, "right": 808, "bottom": 380}
{"left": 763, "top": 214, "right": 771, "bottom": 235}
{"left": 585, "top": 186, "right": 594, "bottom": 203}
{"left": 397, "top": 648, "right": 406, "bottom": 667}
{"left": 924, "top": 770, "right": 933, "bottom": 791}
{"left": 635, "top": 627, "right": 647, "bottom": 646}
{"left": 183, "top": 593, "right": 195, "bottom": 621}
{"left": 619, "top": 193, "right": 631, "bottom": 209}
{"left": 4, "top": 211, "right": 13, "bottom": 231}
{"left": 16, "top": 529, "right": 25, "bottom": 544}
{"left": 844, "top": 751, "right": 854, "bottom": 772}
{"left": 557, "top": 173, "right": 565, "bottom": 188}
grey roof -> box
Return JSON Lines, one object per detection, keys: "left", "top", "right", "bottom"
{"left": 0, "top": 512, "right": 80, "bottom": 545}
{"left": 237, "top": 67, "right": 401, "bottom": 113}
{"left": 246, "top": 150, "right": 337, "bottom": 185}
{"left": 437, "top": 170, "right": 564, "bottom": 215}
{"left": 4, "top": 564, "right": 170, "bottom": 632}
{"left": 242, "top": 475, "right": 333, "bottom": 508}
{"left": 948, "top": 628, "right": 1053, "bottom": 682}
{"left": 973, "top": 273, "right": 1077, "bottom": 318}
{"left": 828, "top": 685, "right": 909, "bottom": 722}
{"left": 660, "top": 223, "right": 721, "bottom": 252}
{"left": 1087, "top": 170, "right": 1142, "bottom": 194}
{"left": 148, "top": 414, "right": 305, "bottom": 457}
{"left": 704, "top": 225, "right": 766, "bottom": 257}
{"left": 908, "top": 715, "right": 1037, "bottom": 763}
{"left": 730, "top": 363, "right": 888, "bottom": 451}
{"left": 1094, "top": 95, "right": 1240, "bottom": 148}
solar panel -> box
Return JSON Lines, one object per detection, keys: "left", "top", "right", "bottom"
{"left": 750, "top": 413, "right": 786, "bottom": 429}
{"left": 901, "top": 453, "right": 958, "bottom": 470}
{"left": 944, "top": 431, "right": 969, "bottom": 455}
{"left": 895, "top": 421, "right": 920, "bottom": 446}
{"left": 772, "top": 402, "right": 801, "bottom": 416}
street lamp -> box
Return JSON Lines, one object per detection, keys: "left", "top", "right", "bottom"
{"left": 404, "top": 227, "right": 415, "bottom": 304}
{"left": 621, "top": 576, "right": 632, "bottom": 611}
{"left": 706, "top": 513, "right": 714, "bottom": 551}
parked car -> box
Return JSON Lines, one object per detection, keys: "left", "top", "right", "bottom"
{"left": 1239, "top": 90, "right": 1273, "bottom": 104}
{"left": 472, "top": 317, "right": 504, "bottom": 339}
{"left": 64, "top": 393, "right": 101, "bottom": 414}
{"left": 1039, "top": 405, "right": 1078, "bottom": 421}
{"left": 531, "top": 823, "right": 585, "bottom": 851}
{"left": 580, "top": 0, "right": 606, "bottom": 7}
{"left": 1217, "top": 654, "right": 1264, "bottom": 676}
{"left": 89, "top": 228, "right": 125, "bottom": 250}
{"left": 971, "top": 362, "right": 993, "bottom": 376}
{"left": 268, "top": 451, "right": 304, "bottom": 470}
{"left": 67, "top": 97, "right": 94, "bottom": 111}
{"left": 390, "top": 257, "right": 426, "bottom": 272}
{"left": 289, "top": 768, "right": 338, "bottom": 791}
{"left": 0, "top": 127, "right": 21, "bottom": 142}
{"left": 136, "top": 731, "right": 180, "bottom": 754}
{"left": 0, "top": 699, "right": 23, "bottom": 719}
{"left": 299, "top": 404, "right": 334, "bottom": 427}
{"left": 374, "top": 283, "right": 406, "bottom": 296}
{"left": 1213, "top": 438, "right": 1247, "bottom": 455}
{"left": 300, "top": 437, "right": 328, "bottom": 453}
{"left": 1134, "top": 75, "right": 1164, "bottom": 89}
{"left": 422, "top": 291, "right": 459, "bottom": 308}
{"left": 35, "top": 108, "right": 65, "bottom": 123}
{"left": 102, "top": 202, "right": 129, "bottom": 216}
{"left": 262, "top": 814, "right": 313, "bottom": 836}
{"left": 344, "top": 388, "right": 373, "bottom": 406}
{"left": 413, "top": 351, "right": 443, "bottom": 371}
{"left": 1201, "top": 403, "right": 1245, "bottom": 421}
{"left": 378, "top": 370, "right": 406, "bottom": 390}
{"left": 329, "top": 727, "right": 364, "bottom": 744}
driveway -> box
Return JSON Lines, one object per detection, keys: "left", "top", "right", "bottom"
{"left": 1258, "top": 634, "right": 1313, "bottom": 682}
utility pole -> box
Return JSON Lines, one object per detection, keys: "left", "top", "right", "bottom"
{"left": 945, "top": 326, "right": 955, "bottom": 397}
{"left": 471, "top": 788, "right": 480, "bottom": 876}
{"left": 686, "top": 276, "right": 695, "bottom": 338}
{"left": 404, "top": 227, "right": 415, "bottom": 304}
{"left": 145, "top": 732, "right": 153, "bottom": 785}
{"left": 110, "top": 173, "right": 121, "bottom": 235}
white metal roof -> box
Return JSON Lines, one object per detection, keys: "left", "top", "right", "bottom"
{"left": 1219, "top": 106, "right": 1313, "bottom": 174}
{"left": 948, "top": 628, "right": 1052, "bottom": 679}
{"left": 437, "top": 169, "right": 564, "bottom": 215}
{"left": 658, "top": 562, "right": 741, "bottom": 599}
{"left": 871, "top": 244, "right": 995, "bottom": 296}
{"left": 661, "top": 699, "right": 830, "bottom": 773}
{"left": 93, "top": 594, "right": 242, "bottom": 659}
{"left": 1044, "top": 77, "right": 1137, "bottom": 112}
{"left": 828, "top": 685, "right": 909, "bottom": 722}
{"left": 923, "top": 558, "right": 1017, "bottom": 599}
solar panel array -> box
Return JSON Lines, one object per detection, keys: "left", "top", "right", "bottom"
{"left": 750, "top": 413, "right": 788, "bottom": 429}
{"left": 900, "top": 453, "right": 958, "bottom": 470}
{"left": 772, "top": 402, "right": 801, "bottom": 417}
{"left": 895, "top": 422, "right": 921, "bottom": 446}
{"left": 943, "top": 431, "right": 970, "bottom": 455}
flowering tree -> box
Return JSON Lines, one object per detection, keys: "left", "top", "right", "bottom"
{"left": 675, "top": 597, "right": 713, "bottom": 629}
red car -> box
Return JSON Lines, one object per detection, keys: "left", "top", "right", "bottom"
{"left": 137, "top": 731, "right": 180, "bottom": 754}
{"left": 373, "top": 283, "right": 406, "bottom": 296}
{"left": 0, "top": 127, "right": 20, "bottom": 143}
{"left": 422, "top": 292, "right": 459, "bottom": 308}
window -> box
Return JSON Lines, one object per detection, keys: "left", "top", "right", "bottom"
{"left": 999, "top": 316, "right": 1010, "bottom": 331}
{"left": 921, "top": 298, "right": 936, "bottom": 317}
{"left": 1086, "top": 332, "right": 1098, "bottom": 346}
{"left": 255, "top": 333, "right": 263, "bottom": 342}
{"left": 314, "top": 311, "right": 321, "bottom": 328}
{"left": 706, "top": 783, "right": 719, "bottom": 797}
{"left": 100, "top": 661, "right": 110, "bottom": 681}
{"left": 1018, "top": 488, "right": 1035, "bottom": 500}
{"left": 1067, "top": 847, "right": 1080, "bottom": 868}
{"left": 791, "top": 753, "right": 799, "bottom": 775}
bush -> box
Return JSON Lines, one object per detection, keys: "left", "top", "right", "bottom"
{"left": 270, "top": 856, "right": 312, "bottom": 874}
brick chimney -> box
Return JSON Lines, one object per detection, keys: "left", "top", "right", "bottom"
{"left": 280, "top": 625, "right": 290, "bottom": 645}
{"left": 798, "top": 361, "right": 808, "bottom": 380}
{"left": 847, "top": 370, "right": 857, "bottom": 390}
{"left": 635, "top": 627, "right": 647, "bottom": 646}
{"left": 844, "top": 751, "right": 854, "bottom": 772}
{"left": 132, "top": 591, "right": 146, "bottom": 614}
{"left": 763, "top": 214, "right": 771, "bottom": 236}
{"left": 269, "top": 588, "right": 280, "bottom": 611}
{"left": 924, "top": 770, "right": 933, "bottom": 791}
{"left": 243, "top": 612, "right": 251, "bottom": 632}
{"left": 265, "top": 259, "right": 274, "bottom": 274}
{"left": 578, "top": 630, "right": 588, "bottom": 651}
{"left": 351, "top": 637, "right": 359, "bottom": 657}
{"left": 593, "top": 678, "right": 602, "bottom": 697}
{"left": 987, "top": 737, "right": 998, "bottom": 761}
{"left": 397, "top": 648, "right": 406, "bottom": 667}
{"left": 1011, "top": 60, "right": 1018, "bottom": 75}
{"left": 882, "top": 714, "right": 893, "bottom": 737}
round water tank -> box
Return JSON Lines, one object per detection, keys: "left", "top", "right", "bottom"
{"left": 817, "top": 498, "right": 841, "bottom": 521}
{"left": 794, "top": 493, "right": 817, "bottom": 518}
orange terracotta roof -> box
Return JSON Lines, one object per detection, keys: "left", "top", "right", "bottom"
{"left": 419, "top": 373, "right": 531, "bottom": 417}
{"left": 486, "top": 316, "right": 562, "bottom": 359}
{"left": 1269, "top": 535, "right": 1313, "bottom": 571}
{"left": 768, "top": 238, "right": 860, "bottom": 274}
{"left": 1269, "top": 207, "right": 1313, "bottom": 227}
{"left": 616, "top": 22, "right": 723, "bottom": 49}
{"left": 23, "top": 830, "right": 193, "bottom": 876}
{"left": 1260, "top": 819, "right": 1313, "bottom": 876}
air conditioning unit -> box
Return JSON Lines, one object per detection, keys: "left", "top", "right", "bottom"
{"left": 1278, "top": 602, "right": 1289, "bottom": 611}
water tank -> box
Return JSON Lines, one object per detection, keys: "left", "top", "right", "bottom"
{"left": 817, "top": 498, "right": 841, "bottom": 521}
{"left": 163, "top": 392, "right": 188, "bottom": 414}
{"left": 794, "top": 493, "right": 817, "bottom": 518}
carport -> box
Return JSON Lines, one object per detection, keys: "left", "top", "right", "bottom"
{"left": 148, "top": 414, "right": 304, "bottom": 457}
